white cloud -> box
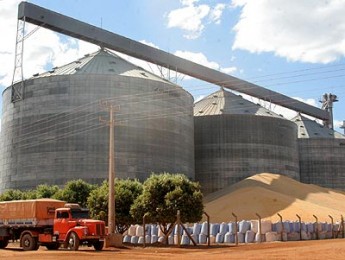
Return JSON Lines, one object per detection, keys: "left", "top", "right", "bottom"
{"left": 181, "top": 0, "right": 199, "bottom": 6}
{"left": 209, "top": 4, "right": 226, "bottom": 24}
{"left": 232, "top": 0, "right": 345, "bottom": 63}
{"left": 167, "top": 1, "right": 227, "bottom": 39}
{"left": 0, "top": 0, "right": 97, "bottom": 89}
{"left": 167, "top": 4, "right": 210, "bottom": 39}
{"left": 221, "top": 67, "right": 237, "bottom": 74}
{"left": 0, "top": 0, "right": 19, "bottom": 87}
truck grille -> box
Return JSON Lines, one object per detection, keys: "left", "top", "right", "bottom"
{"left": 96, "top": 223, "right": 105, "bottom": 236}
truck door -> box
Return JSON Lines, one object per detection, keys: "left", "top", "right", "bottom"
{"left": 54, "top": 210, "right": 70, "bottom": 240}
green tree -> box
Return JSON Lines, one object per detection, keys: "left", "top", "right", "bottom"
{"left": 54, "top": 179, "right": 95, "bottom": 207}
{"left": 87, "top": 180, "right": 108, "bottom": 222}
{"left": 0, "top": 189, "right": 26, "bottom": 201}
{"left": 87, "top": 179, "right": 143, "bottom": 234}
{"left": 130, "top": 173, "right": 204, "bottom": 236}
{"left": 34, "top": 184, "right": 60, "bottom": 199}
{"left": 22, "top": 189, "right": 38, "bottom": 199}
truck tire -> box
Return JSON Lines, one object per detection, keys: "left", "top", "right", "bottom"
{"left": 93, "top": 241, "right": 104, "bottom": 251}
{"left": 0, "top": 238, "right": 9, "bottom": 249}
{"left": 21, "top": 233, "right": 38, "bottom": 251}
{"left": 67, "top": 232, "right": 80, "bottom": 251}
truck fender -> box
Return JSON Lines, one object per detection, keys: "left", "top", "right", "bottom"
{"left": 19, "top": 230, "right": 40, "bottom": 247}
{"left": 64, "top": 227, "right": 87, "bottom": 244}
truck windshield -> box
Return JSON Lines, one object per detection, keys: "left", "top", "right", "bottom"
{"left": 70, "top": 209, "right": 89, "bottom": 219}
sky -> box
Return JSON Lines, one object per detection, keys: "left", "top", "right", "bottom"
{"left": 0, "top": 0, "right": 344, "bottom": 132}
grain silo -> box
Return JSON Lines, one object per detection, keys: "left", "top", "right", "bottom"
{"left": 0, "top": 49, "right": 194, "bottom": 192}
{"left": 293, "top": 114, "right": 345, "bottom": 190}
{"left": 194, "top": 88, "right": 300, "bottom": 195}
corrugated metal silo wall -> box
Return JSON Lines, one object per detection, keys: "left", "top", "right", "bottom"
{"left": 0, "top": 74, "right": 194, "bottom": 192}
{"left": 194, "top": 114, "right": 300, "bottom": 195}
{"left": 299, "top": 138, "right": 345, "bottom": 190}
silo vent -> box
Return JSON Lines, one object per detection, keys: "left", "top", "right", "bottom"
{"left": 300, "top": 125, "right": 304, "bottom": 128}
{"left": 75, "top": 61, "right": 81, "bottom": 64}
{"left": 213, "top": 94, "right": 218, "bottom": 98}
{"left": 140, "top": 72, "right": 148, "bottom": 77}
{"left": 84, "top": 54, "right": 90, "bottom": 57}
{"left": 314, "top": 133, "right": 319, "bottom": 135}
{"left": 33, "top": 73, "right": 39, "bottom": 77}
{"left": 212, "top": 101, "right": 217, "bottom": 105}
{"left": 199, "top": 110, "right": 204, "bottom": 114}
{"left": 75, "top": 67, "right": 80, "bottom": 71}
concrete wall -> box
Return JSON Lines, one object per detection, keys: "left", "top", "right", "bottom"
{"left": 299, "top": 138, "right": 345, "bottom": 190}
{"left": 0, "top": 74, "right": 194, "bottom": 192}
{"left": 195, "top": 114, "right": 300, "bottom": 195}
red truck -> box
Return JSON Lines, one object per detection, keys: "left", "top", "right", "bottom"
{"left": 0, "top": 199, "right": 106, "bottom": 251}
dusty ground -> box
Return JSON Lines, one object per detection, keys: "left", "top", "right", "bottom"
{"left": 2, "top": 239, "right": 345, "bottom": 260}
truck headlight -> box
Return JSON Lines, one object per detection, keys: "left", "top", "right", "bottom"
{"left": 83, "top": 228, "right": 88, "bottom": 235}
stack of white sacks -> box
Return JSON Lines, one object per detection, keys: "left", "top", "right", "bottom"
{"left": 122, "top": 220, "right": 341, "bottom": 245}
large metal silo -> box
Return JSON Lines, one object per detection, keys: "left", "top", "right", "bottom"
{"left": 194, "top": 89, "right": 300, "bottom": 195}
{"left": 0, "top": 49, "right": 194, "bottom": 192}
{"left": 293, "top": 114, "right": 345, "bottom": 190}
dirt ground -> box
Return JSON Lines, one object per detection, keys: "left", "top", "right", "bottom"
{"left": 2, "top": 239, "right": 345, "bottom": 260}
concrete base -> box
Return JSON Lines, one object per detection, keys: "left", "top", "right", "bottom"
{"left": 105, "top": 233, "right": 123, "bottom": 248}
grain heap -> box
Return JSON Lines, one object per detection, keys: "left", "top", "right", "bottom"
{"left": 204, "top": 173, "right": 345, "bottom": 223}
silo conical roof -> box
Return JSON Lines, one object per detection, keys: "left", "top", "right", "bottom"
{"left": 194, "top": 88, "right": 283, "bottom": 118}
{"left": 31, "top": 48, "right": 172, "bottom": 84}
{"left": 292, "top": 113, "right": 345, "bottom": 139}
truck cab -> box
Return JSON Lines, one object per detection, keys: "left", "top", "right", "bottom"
{"left": 50, "top": 204, "right": 105, "bottom": 250}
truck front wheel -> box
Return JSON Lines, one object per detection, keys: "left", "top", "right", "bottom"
{"left": 93, "top": 241, "right": 104, "bottom": 251}
{"left": 21, "top": 233, "right": 38, "bottom": 251}
{"left": 0, "top": 238, "right": 9, "bottom": 249}
{"left": 67, "top": 232, "right": 79, "bottom": 251}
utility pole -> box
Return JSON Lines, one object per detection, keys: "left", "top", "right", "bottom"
{"left": 100, "top": 102, "right": 122, "bottom": 247}
{"left": 108, "top": 104, "right": 115, "bottom": 235}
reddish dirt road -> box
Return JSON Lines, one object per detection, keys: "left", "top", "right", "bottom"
{"left": 2, "top": 239, "right": 345, "bottom": 260}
